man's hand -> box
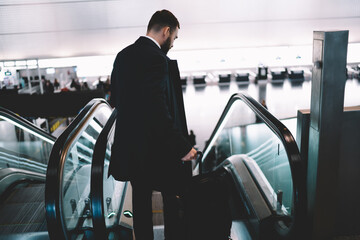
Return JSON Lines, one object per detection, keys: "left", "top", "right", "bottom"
{"left": 181, "top": 148, "right": 197, "bottom": 161}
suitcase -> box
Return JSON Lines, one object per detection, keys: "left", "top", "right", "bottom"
{"left": 184, "top": 151, "right": 232, "bottom": 240}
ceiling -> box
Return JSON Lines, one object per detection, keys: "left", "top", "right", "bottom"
{"left": 0, "top": 0, "right": 359, "bottom": 61}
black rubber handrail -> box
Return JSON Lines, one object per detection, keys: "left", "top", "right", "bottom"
{"left": 202, "top": 92, "right": 306, "bottom": 239}
{"left": 0, "top": 106, "right": 56, "bottom": 143}
{"left": 45, "top": 98, "right": 110, "bottom": 240}
{"left": 90, "top": 109, "right": 122, "bottom": 239}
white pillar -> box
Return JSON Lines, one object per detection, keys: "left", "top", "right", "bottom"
{"left": 37, "top": 59, "right": 44, "bottom": 94}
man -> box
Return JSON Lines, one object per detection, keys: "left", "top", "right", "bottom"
{"left": 189, "top": 130, "right": 196, "bottom": 147}
{"left": 109, "top": 10, "right": 197, "bottom": 240}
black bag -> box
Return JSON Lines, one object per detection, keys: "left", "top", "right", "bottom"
{"left": 184, "top": 151, "right": 232, "bottom": 240}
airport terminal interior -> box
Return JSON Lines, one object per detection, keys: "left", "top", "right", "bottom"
{"left": 0, "top": 0, "right": 360, "bottom": 239}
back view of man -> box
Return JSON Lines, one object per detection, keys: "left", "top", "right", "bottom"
{"left": 109, "top": 10, "right": 197, "bottom": 240}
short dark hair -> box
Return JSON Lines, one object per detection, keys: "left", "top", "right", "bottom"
{"left": 147, "top": 10, "right": 180, "bottom": 33}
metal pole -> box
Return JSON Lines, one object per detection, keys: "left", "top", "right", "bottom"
{"left": 0, "top": 62, "right": 3, "bottom": 89}
{"left": 37, "top": 59, "right": 44, "bottom": 94}
{"left": 26, "top": 62, "right": 32, "bottom": 93}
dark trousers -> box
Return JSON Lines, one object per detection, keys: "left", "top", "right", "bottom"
{"left": 131, "top": 180, "right": 186, "bottom": 240}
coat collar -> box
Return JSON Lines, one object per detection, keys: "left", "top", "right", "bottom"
{"left": 135, "top": 37, "right": 176, "bottom": 63}
{"left": 144, "top": 35, "right": 161, "bottom": 48}
{"left": 136, "top": 36, "right": 162, "bottom": 51}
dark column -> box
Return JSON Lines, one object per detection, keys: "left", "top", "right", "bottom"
{"left": 307, "top": 30, "right": 348, "bottom": 239}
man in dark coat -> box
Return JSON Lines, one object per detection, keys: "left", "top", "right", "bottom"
{"left": 109, "top": 10, "right": 197, "bottom": 240}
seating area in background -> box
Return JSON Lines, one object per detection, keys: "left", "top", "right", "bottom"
{"left": 179, "top": 63, "right": 360, "bottom": 88}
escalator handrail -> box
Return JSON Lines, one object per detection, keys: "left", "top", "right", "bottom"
{"left": 91, "top": 109, "right": 125, "bottom": 239}
{"left": 45, "top": 98, "right": 110, "bottom": 240}
{"left": 0, "top": 106, "right": 56, "bottom": 143}
{"left": 202, "top": 92, "right": 306, "bottom": 238}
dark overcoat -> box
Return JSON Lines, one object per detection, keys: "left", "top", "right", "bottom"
{"left": 109, "top": 37, "right": 192, "bottom": 191}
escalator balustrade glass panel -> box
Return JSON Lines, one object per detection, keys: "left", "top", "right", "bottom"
{"left": 202, "top": 99, "right": 294, "bottom": 217}
{"left": 102, "top": 124, "right": 127, "bottom": 230}
{"left": 61, "top": 105, "right": 111, "bottom": 236}
{"left": 0, "top": 115, "right": 54, "bottom": 174}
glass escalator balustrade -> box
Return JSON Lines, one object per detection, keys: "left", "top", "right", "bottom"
{"left": 60, "top": 105, "right": 112, "bottom": 237}
{"left": 202, "top": 98, "right": 294, "bottom": 217}
{"left": 0, "top": 115, "right": 54, "bottom": 174}
{"left": 90, "top": 109, "right": 131, "bottom": 239}
{"left": 102, "top": 125, "right": 126, "bottom": 229}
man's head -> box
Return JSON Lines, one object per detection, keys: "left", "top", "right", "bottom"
{"left": 146, "top": 10, "right": 180, "bottom": 54}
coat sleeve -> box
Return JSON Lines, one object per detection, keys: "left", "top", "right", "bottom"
{"left": 141, "top": 54, "right": 192, "bottom": 160}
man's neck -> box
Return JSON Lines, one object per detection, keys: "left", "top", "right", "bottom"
{"left": 145, "top": 34, "right": 161, "bottom": 49}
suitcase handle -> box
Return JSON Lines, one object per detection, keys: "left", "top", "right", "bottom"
{"left": 196, "top": 151, "right": 203, "bottom": 175}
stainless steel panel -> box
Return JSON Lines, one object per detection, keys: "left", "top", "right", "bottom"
{"left": 311, "top": 39, "right": 323, "bottom": 131}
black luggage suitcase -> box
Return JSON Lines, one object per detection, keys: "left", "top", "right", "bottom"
{"left": 184, "top": 151, "right": 232, "bottom": 240}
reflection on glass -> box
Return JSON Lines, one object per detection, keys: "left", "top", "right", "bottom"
{"left": 203, "top": 99, "right": 293, "bottom": 216}
{"left": 0, "top": 116, "right": 53, "bottom": 173}
{"left": 61, "top": 106, "right": 111, "bottom": 236}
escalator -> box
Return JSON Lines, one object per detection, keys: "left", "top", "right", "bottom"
{"left": 0, "top": 98, "right": 113, "bottom": 239}
{"left": 37, "top": 92, "right": 305, "bottom": 239}
{"left": 199, "top": 93, "right": 306, "bottom": 239}
{"left": 45, "top": 99, "right": 113, "bottom": 240}
{"left": 0, "top": 107, "right": 55, "bottom": 238}
{"left": 88, "top": 93, "right": 306, "bottom": 239}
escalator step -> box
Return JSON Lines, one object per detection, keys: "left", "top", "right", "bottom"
{"left": 0, "top": 202, "right": 45, "bottom": 225}
{"left": 0, "top": 183, "right": 47, "bottom": 234}
{"left": 0, "top": 201, "right": 47, "bottom": 234}
{"left": 1, "top": 231, "right": 50, "bottom": 240}
{"left": 4, "top": 184, "right": 45, "bottom": 204}
{"left": 0, "top": 221, "right": 47, "bottom": 235}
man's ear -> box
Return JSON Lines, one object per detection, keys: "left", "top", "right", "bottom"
{"left": 162, "top": 26, "right": 171, "bottom": 37}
